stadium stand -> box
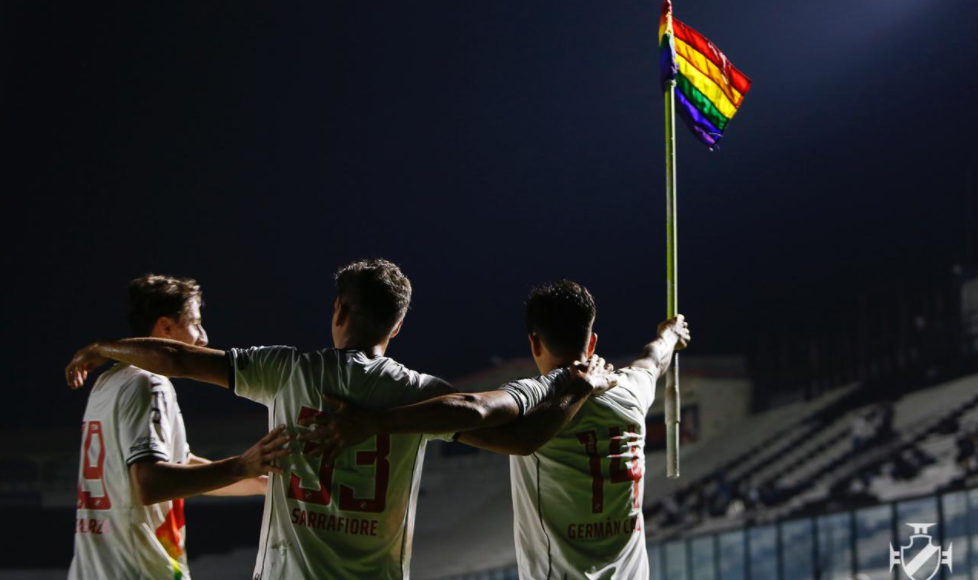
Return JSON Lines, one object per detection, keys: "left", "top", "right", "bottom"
{"left": 643, "top": 384, "right": 856, "bottom": 509}
{"left": 645, "top": 371, "right": 978, "bottom": 545}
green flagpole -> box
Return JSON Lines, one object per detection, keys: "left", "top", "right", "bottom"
{"left": 664, "top": 76, "right": 680, "bottom": 479}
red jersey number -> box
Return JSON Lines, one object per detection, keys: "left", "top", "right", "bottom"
{"left": 288, "top": 407, "right": 335, "bottom": 505}
{"left": 78, "top": 421, "right": 112, "bottom": 510}
{"left": 288, "top": 406, "right": 391, "bottom": 513}
{"left": 576, "top": 424, "right": 642, "bottom": 514}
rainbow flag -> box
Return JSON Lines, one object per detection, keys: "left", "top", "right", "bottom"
{"left": 658, "top": 0, "right": 751, "bottom": 150}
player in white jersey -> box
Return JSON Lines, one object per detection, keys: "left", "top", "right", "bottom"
{"left": 309, "top": 280, "right": 689, "bottom": 580}
{"left": 67, "top": 260, "right": 612, "bottom": 580}
{"left": 66, "top": 275, "right": 290, "bottom": 580}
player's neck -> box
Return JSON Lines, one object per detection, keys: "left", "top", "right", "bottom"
{"left": 536, "top": 354, "right": 583, "bottom": 375}
{"left": 333, "top": 335, "right": 388, "bottom": 357}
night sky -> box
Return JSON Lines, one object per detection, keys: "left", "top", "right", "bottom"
{"left": 3, "top": 1, "right": 977, "bottom": 429}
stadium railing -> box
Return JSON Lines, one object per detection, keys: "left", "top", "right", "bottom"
{"left": 648, "top": 486, "right": 978, "bottom": 580}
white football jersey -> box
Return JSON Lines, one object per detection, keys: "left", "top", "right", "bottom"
{"left": 69, "top": 364, "right": 192, "bottom": 580}
{"left": 227, "top": 347, "right": 455, "bottom": 580}
{"left": 505, "top": 366, "right": 657, "bottom": 580}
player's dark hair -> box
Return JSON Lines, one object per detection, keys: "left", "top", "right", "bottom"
{"left": 128, "top": 274, "right": 203, "bottom": 336}
{"left": 525, "top": 280, "right": 596, "bottom": 358}
{"left": 334, "top": 259, "right": 412, "bottom": 343}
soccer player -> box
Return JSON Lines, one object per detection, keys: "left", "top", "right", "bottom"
{"left": 67, "top": 274, "right": 290, "bottom": 580}
{"left": 303, "top": 281, "right": 690, "bottom": 580}
{"left": 66, "top": 260, "right": 613, "bottom": 580}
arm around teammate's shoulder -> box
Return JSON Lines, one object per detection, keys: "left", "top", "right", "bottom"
{"left": 297, "top": 356, "right": 616, "bottom": 460}
{"left": 297, "top": 389, "right": 523, "bottom": 461}
{"left": 67, "top": 338, "right": 230, "bottom": 389}
{"left": 626, "top": 315, "right": 691, "bottom": 377}
{"left": 457, "top": 356, "right": 618, "bottom": 456}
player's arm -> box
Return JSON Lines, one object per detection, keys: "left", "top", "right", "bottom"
{"left": 460, "top": 318, "right": 689, "bottom": 455}
{"left": 299, "top": 356, "right": 615, "bottom": 461}
{"left": 128, "top": 427, "right": 288, "bottom": 505}
{"left": 298, "top": 390, "right": 521, "bottom": 459}
{"left": 456, "top": 366, "right": 606, "bottom": 456}
{"left": 627, "top": 315, "right": 690, "bottom": 376}
{"left": 369, "top": 391, "right": 521, "bottom": 435}
{"left": 66, "top": 338, "right": 230, "bottom": 389}
{"left": 187, "top": 454, "right": 268, "bottom": 496}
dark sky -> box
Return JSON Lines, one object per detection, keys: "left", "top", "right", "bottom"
{"left": 3, "top": 1, "right": 977, "bottom": 428}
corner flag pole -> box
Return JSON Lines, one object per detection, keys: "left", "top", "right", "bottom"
{"left": 664, "top": 76, "right": 680, "bottom": 479}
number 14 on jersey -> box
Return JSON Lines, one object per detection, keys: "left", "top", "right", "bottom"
{"left": 576, "top": 425, "right": 642, "bottom": 514}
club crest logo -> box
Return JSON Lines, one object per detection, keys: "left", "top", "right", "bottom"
{"left": 889, "top": 523, "right": 952, "bottom": 580}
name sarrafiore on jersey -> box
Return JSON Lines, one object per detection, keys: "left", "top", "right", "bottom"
{"left": 291, "top": 507, "right": 380, "bottom": 537}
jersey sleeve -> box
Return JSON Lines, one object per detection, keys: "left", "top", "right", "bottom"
{"left": 616, "top": 366, "right": 658, "bottom": 413}
{"left": 118, "top": 373, "right": 175, "bottom": 465}
{"left": 497, "top": 375, "right": 556, "bottom": 416}
{"left": 227, "top": 346, "right": 299, "bottom": 407}
{"left": 418, "top": 374, "right": 459, "bottom": 443}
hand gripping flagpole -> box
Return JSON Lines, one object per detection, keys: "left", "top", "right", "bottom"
{"left": 664, "top": 75, "right": 680, "bottom": 479}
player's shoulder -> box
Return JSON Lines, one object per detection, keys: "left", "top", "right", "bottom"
{"left": 590, "top": 366, "right": 657, "bottom": 408}
{"left": 97, "top": 365, "right": 173, "bottom": 408}
{"left": 546, "top": 365, "right": 573, "bottom": 381}
{"left": 523, "top": 365, "right": 572, "bottom": 389}
{"left": 229, "top": 344, "right": 301, "bottom": 368}
{"left": 417, "top": 372, "right": 454, "bottom": 395}
{"left": 129, "top": 365, "right": 172, "bottom": 388}
{"left": 361, "top": 353, "right": 454, "bottom": 395}
{"left": 613, "top": 365, "right": 658, "bottom": 387}
{"left": 101, "top": 364, "right": 172, "bottom": 392}
{"left": 499, "top": 366, "right": 572, "bottom": 396}
{"left": 344, "top": 350, "right": 406, "bottom": 379}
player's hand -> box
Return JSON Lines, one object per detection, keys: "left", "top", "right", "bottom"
{"left": 233, "top": 426, "right": 291, "bottom": 477}
{"left": 571, "top": 355, "right": 618, "bottom": 396}
{"left": 66, "top": 343, "right": 111, "bottom": 389}
{"left": 297, "top": 394, "right": 380, "bottom": 464}
{"left": 657, "top": 314, "right": 691, "bottom": 351}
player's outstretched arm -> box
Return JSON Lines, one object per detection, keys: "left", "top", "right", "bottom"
{"left": 66, "top": 338, "right": 230, "bottom": 389}
{"left": 457, "top": 356, "right": 617, "bottom": 456}
{"left": 129, "top": 426, "right": 289, "bottom": 505}
{"left": 627, "top": 315, "right": 691, "bottom": 376}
